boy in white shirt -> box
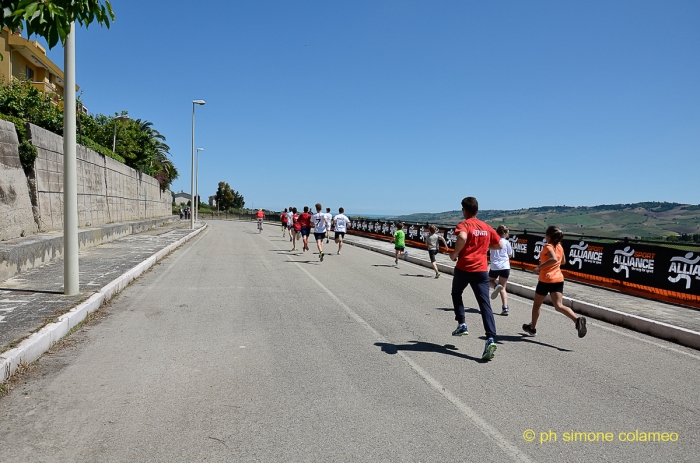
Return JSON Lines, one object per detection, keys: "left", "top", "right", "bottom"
{"left": 489, "top": 225, "right": 514, "bottom": 315}
{"left": 311, "top": 203, "right": 329, "bottom": 261}
{"left": 324, "top": 207, "right": 333, "bottom": 243}
{"left": 333, "top": 207, "right": 351, "bottom": 255}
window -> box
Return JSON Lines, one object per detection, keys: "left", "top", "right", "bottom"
{"left": 25, "top": 66, "right": 34, "bottom": 80}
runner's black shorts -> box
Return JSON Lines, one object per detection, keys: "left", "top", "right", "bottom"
{"left": 301, "top": 226, "right": 310, "bottom": 237}
{"left": 535, "top": 281, "right": 564, "bottom": 296}
{"left": 489, "top": 269, "right": 511, "bottom": 279}
{"left": 395, "top": 246, "right": 405, "bottom": 251}
{"left": 428, "top": 249, "right": 439, "bottom": 263}
{"left": 314, "top": 232, "right": 325, "bottom": 241}
{"left": 334, "top": 231, "right": 345, "bottom": 240}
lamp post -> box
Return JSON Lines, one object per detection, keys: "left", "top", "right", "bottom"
{"left": 195, "top": 147, "right": 204, "bottom": 223}
{"left": 191, "top": 100, "right": 205, "bottom": 228}
{"left": 112, "top": 115, "right": 130, "bottom": 152}
{"left": 63, "top": 23, "right": 78, "bottom": 295}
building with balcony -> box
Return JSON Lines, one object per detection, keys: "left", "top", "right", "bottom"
{"left": 0, "top": 27, "right": 80, "bottom": 108}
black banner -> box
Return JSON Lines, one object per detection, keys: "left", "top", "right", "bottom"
{"left": 347, "top": 220, "right": 700, "bottom": 297}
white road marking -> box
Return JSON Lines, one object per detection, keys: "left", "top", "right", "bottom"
{"left": 270, "top": 238, "right": 534, "bottom": 463}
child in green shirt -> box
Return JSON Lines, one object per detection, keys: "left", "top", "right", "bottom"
{"left": 392, "top": 222, "right": 406, "bottom": 265}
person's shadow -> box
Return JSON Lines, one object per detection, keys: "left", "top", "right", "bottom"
{"left": 435, "top": 307, "right": 480, "bottom": 314}
{"left": 375, "top": 341, "right": 484, "bottom": 363}
{"left": 485, "top": 334, "right": 573, "bottom": 352}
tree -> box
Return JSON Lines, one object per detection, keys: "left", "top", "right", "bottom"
{"left": 215, "top": 182, "right": 245, "bottom": 210}
{"left": 1, "top": 1, "right": 114, "bottom": 49}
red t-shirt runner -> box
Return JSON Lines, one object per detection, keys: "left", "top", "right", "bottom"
{"left": 293, "top": 214, "right": 301, "bottom": 231}
{"left": 298, "top": 212, "right": 312, "bottom": 228}
{"left": 256, "top": 210, "right": 264, "bottom": 219}
{"left": 454, "top": 218, "right": 500, "bottom": 272}
{"left": 281, "top": 212, "right": 288, "bottom": 224}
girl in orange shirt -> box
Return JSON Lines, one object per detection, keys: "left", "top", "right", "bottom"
{"left": 522, "top": 226, "right": 587, "bottom": 338}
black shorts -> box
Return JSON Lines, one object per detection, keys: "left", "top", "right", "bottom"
{"left": 395, "top": 246, "right": 405, "bottom": 251}
{"left": 301, "top": 226, "right": 310, "bottom": 237}
{"left": 314, "top": 232, "right": 325, "bottom": 241}
{"left": 334, "top": 231, "right": 345, "bottom": 240}
{"left": 428, "top": 249, "right": 439, "bottom": 263}
{"left": 535, "top": 281, "right": 564, "bottom": 296}
{"left": 489, "top": 269, "right": 511, "bottom": 279}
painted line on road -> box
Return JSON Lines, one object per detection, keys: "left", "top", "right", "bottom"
{"left": 269, "top": 240, "right": 534, "bottom": 463}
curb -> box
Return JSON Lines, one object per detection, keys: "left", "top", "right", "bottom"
{"left": 1, "top": 224, "right": 208, "bottom": 384}
{"left": 344, "top": 237, "right": 700, "bottom": 351}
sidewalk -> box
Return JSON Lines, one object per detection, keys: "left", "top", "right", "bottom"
{"left": 343, "top": 233, "right": 700, "bottom": 344}
{"left": 0, "top": 220, "right": 204, "bottom": 353}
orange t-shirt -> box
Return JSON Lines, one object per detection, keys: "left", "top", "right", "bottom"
{"left": 256, "top": 210, "right": 264, "bottom": 219}
{"left": 539, "top": 243, "right": 565, "bottom": 283}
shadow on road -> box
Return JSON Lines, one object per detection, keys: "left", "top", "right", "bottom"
{"left": 400, "top": 273, "right": 432, "bottom": 278}
{"left": 0, "top": 288, "right": 63, "bottom": 295}
{"left": 435, "top": 306, "right": 480, "bottom": 314}
{"left": 375, "top": 341, "right": 484, "bottom": 363}
{"left": 491, "top": 334, "right": 573, "bottom": 352}
{"left": 372, "top": 264, "right": 396, "bottom": 268}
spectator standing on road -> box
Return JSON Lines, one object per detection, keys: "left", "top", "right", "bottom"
{"left": 281, "top": 209, "right": 289, "bottom": 237}
{"left": 522, "top": 226, "right": 587, "bottom": 338}
{"left": 426, "top": 225, "right": 448, "bottom": 279}
{"left": 392, "top": 222, "right": 406, "bottom": 266}
{"left": 311, "top": 203, "right": 330, "bottom": 262}
{"left": 324, "top": 207, "right": 333, "bottom": 244}
{"left": 332, "top": 208, "right": 351, "bottom": 255}
{"left": 448, "top": 197, "right": 503, "bottom": 361}
{"left": 489, "top": 225, "right": 514, "bottom": 316}
{"left": 291, "top": 207, "right": 301, "bottom": 251}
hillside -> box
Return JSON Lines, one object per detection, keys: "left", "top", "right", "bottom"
{"left": 384, "top": 202, "right": 700, "bottom": 239}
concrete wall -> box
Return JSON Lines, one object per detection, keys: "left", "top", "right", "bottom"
{"left": 0, "top": 120, "right": 39, "bottom": 240}
{"left": 27, "top": 123, "right": 171, "bottom": 231}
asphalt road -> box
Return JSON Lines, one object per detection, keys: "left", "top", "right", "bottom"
{"left": 1, "top": 220, "right": 698, "bottom": 462}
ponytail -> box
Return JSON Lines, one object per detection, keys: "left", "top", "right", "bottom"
{"left": 546, "top": 226, "right": 564, "bottom": 246}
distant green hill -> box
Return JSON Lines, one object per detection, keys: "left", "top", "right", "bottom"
{"left": 383, "top": 202, "right": 700, "bottom": 240}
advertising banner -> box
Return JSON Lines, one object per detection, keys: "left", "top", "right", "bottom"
{"left": 346, "top": 219, "right": 700, "bottom": 298}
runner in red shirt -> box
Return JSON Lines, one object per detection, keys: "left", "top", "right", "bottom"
{"left": 291, "top": 207, "right": 301, "bottom": 251}
{"left": 256, "top": 209, "right": 265, "bottom": 233}
{"left": 281, "top": 209, "right": 288, "bottom": 237}
{"left": 297, "top": 206, "right": 313, "bottom": 252}
{"left": 448, "top": 196, "right": 503, "bottom": 360}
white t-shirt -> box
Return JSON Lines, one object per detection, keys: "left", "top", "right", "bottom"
{"left": 286, "top": 212, "right": 293, "bottom": 225}
{"left": 334, "top": 214, "right": 350, "bottom": 233}
{"left": 490, "top": 238, "right": 513, "bottom": 270}
{"left": 325, "top": 213, "right": 333, "bottom": 229}
{"left": 312, "top": 212, "right": 328, "bottom": 232}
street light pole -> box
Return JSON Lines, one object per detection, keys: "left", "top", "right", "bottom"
{"left": 63, "top": 22, "right": 79, "bottom": 295}
{"left": 191, "top": 100, "right": 205, "bottom": 229}
{"left": 195, "top": 147, "right": 204, "bottom": 223}
{"left": 112, "top": 115, "right": 130, "bottom": 152}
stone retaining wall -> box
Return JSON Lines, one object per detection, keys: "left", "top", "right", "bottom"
{"left": 27, "top": 123, "right": 171, "bottom": 231}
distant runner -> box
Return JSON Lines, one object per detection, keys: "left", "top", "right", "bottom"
{"left": 298, "top": 207, "right": 313, "bottom": 252}
{"left": 392, "top": 222, "right": 406, "bottom": 266}
{"left": 324, "top": 208, "right": 333, "bottom": 244}
{"left": 425, "top": 225, "right": 448, "bottom": 278}
{"left": 286, "top": 207, "right": 294, "bottom": 242}
{"left": 281, "top": 208, "right": 289, "bottom": 237}
{"left": 448, "top": 197, "right": 503, "bottom": 361}
{"left": 291, "top": 207, "right": 300, "bottom": 251}
{"left": 522, "top": 226, "right": 587, "bottom": 338}
{"left": 312, "top": 203, "right": 330, "bottom": 262}
{"left": 489, "top": 225, "right": 514, "bottom": 316}
{"left": 333, "top": 208, "right": 350, "bottom": 255}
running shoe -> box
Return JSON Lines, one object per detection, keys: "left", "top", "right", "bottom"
{"left": 435, "top": 273, "right": 440, "bottom": 279}
{"left": 319, "top": 252, "right": 324, "bottom": 262}
{"left": 575, "top": 316, "right": 587, "bottom": 338}
{"left": 522, "top": 323, "right": 537, "bottom": 336}
{"left": 491, "top": 284, "right": 503, "bottom": 300}
{"left": 394, "top": 258, "right": 398, "bottom": 265}
{"left": 452, "top": 324, "right": 469, "bottom": 336}
{"left": 337, "top": 251, "right": 341, "bottom": 255}
{"left": 482, "top": 338, "right": 497, "bottom": 360}
{"left": 501, "top": 306, "right": 509, "bottom": 316}
{"left": 292, "top": 247, "right": 297, "bottom": 251}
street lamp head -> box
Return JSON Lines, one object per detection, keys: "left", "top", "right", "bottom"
{"left": 197, "top": 147, "right": 204, "bottom": 151}
{"left": 193, "top": 100, "right": 206, "bottom": 106}
{"left": 114, "top": 115, "right": 130, "bottom": 122}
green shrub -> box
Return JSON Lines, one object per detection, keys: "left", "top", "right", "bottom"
{"left": 79, "top": 136, "right": 125, "bottom": 163}
{"left": 0, "top": 113, "right": 37, "bottom": 171}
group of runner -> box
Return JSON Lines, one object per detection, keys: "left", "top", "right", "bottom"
{"left": 270, "top": 196, "right": 588, "bottom": 362}
{"left": 279, "top": 204, "right": 351, "bottom": 261}
{"left": 389, "top": 196, "right": 588, "bottom": 361}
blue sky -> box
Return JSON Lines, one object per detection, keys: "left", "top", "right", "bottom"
{"left": 40, "top": 0, "right": 700, "bottom": 215}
